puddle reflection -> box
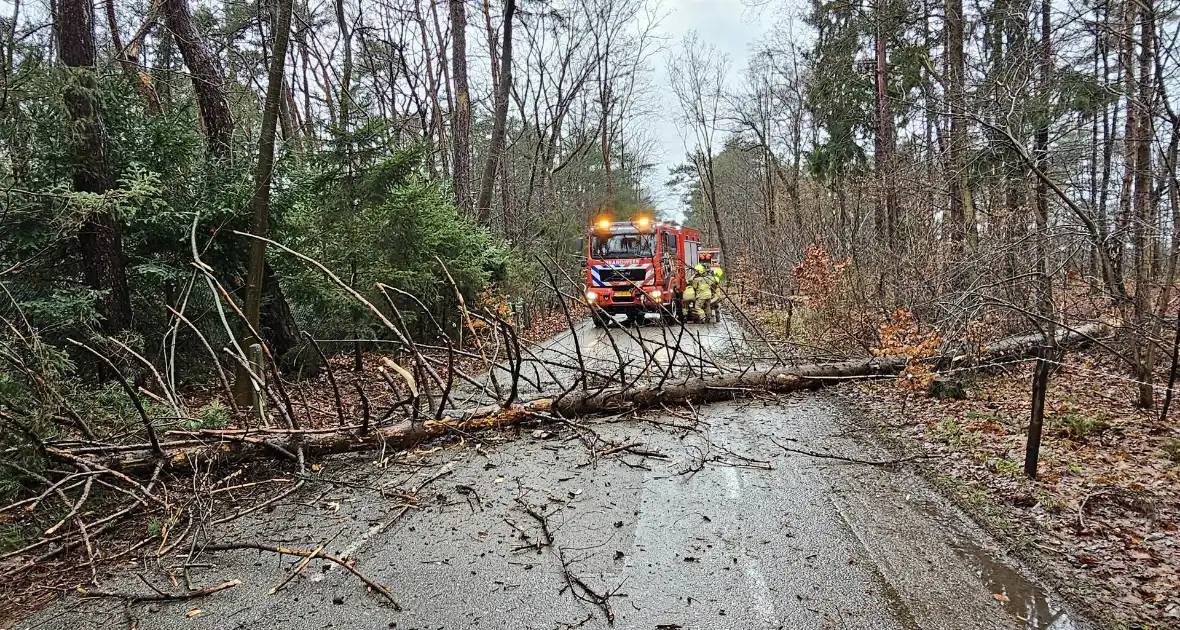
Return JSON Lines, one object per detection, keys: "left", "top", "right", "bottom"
{"left": 952, "top": 541, "right": 1076, "bottom": 630}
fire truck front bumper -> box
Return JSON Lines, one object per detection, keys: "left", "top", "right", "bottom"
{"left": 584, "top": 287, "right": 672, "bottom": 321}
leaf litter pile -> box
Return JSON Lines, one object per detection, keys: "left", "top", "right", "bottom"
{"left": 842, "top": 350, "right": 1180, "bottom": 629}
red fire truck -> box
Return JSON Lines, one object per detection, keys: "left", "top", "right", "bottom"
{"left": 583, "top": 215, "right": 702, "bottom": 326}
{"left": 699, "top": 248, "right": 721, "bottom": 270}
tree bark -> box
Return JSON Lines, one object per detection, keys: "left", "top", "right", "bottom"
{"left": 105, "top": 0, "right": 161, "bottom": 114}
{"left": 482, "top": 0, "right": 500, "bottom": 87}
{"left": 1034, "top": 0, "right": 1054, "bottom": 327}
{"left": 602, "top": 110, "right": 615, "bottom": 209}
{"left": 946, "top": 0, "right": 968, "bottom": 246}
{"left": 1024, "top": 352, "right": 1051, "bottom": 479}
{"left": 238, "top": 0, "right": 294, "bottom": 401}
{"left": 0, "top": 0, "right": 19, "bottom": 112}
{"left": 1114, "top": 0, "right": 1137, "bottom": 281}
{"left": 1156, "top": 71, "right": 1180, "bottom": 422}
{"left": 1132, "top": 0, "right": 1157, "bottom": 408}
{"left": 74, "top": 323, "right": 1109, "bottom": 474}
{"left": 163, "top": 0, "right": 234, "bottom": 158}
{"left": 431, "top": 0, "right": 455, "bottom": 137}
{"left": 416, "top": 1, "right": 448, "bottom": 177}
{"left": 335, "top": 0, "right": 353, "bottom": 134}
{"left": 168, "top": 0, "right": 299, "bottom": 360}
{"left": 874, "top": 13, "right": 896, "bottom": 244}
{"left": 476, "top": 0, "right": 515, "bottom": 224}
{"left": 449, "top": 0, "right": 472, "bottom": 216}
{"left": 153, "top": 22, "right": 175, "bottom": 110}
{"left": 702, "top": 153, "right": 731, "bottom": 264}
{"left": 56, "top": 0, "right": 133, "bottom": 335}
{"left": 1025, "top": 0, "right": 1056, "bottom": 481}
{"left": 261, "top": 262, "right": 299, "bottom": 358}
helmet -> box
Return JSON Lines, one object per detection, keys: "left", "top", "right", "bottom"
{"left": 712, "top": 267, "right": 723, "bottom": 277}
{"left": 694, "top": 264, "right": 706, "bottom": 274}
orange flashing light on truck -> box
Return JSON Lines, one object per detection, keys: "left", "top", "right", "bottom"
{"left": 699, "top": 248, "right": 721, "bottom": 269}
{"left": 583, "top": 216, "right": 702, "bottom": 326}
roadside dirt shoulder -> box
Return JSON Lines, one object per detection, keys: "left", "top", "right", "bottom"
{"left": 836, "top": 361, "right": 1180, "bottom": 630}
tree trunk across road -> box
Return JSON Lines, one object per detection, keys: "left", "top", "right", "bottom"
{"left": 69, "top": 322, "right": 1106, "bottom": 474}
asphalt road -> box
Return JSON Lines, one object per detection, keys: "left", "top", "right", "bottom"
{"left": 16, "top": 320, "right": 1081, "bottom": 630}
{"left": 448, "top": 313, "right": 751, "bottom": 407}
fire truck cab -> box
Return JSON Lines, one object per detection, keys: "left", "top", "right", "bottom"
{"left": 583, "top": 216, "right": 702, "bottom": 326}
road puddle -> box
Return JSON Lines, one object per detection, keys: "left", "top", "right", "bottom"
{"left": 951, "top": 540, "right": 1077, "bottom": 629}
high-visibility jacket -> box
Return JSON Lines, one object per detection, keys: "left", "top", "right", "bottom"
{"left": 691, "top": 274, "right": 715, "bottom": 300}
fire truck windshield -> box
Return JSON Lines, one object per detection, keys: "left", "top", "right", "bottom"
{"left": 591, "top": 234, "right": 656, "bottom": 259}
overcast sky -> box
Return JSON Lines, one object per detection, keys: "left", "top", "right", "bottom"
{"left": 642, "top": 0, "right": 777, "bottom": 220}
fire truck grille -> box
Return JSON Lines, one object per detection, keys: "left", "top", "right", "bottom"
{"left": 598, "top": 268, "right": 647, "bottom": 284}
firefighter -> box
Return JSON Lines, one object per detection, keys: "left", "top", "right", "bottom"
{"left": 681, "top": 284, "right": 696, "bottom": 321}
{"left": 710, "top": 265, "right": 724, "bottom": 322}
{"left": 691, "top": 264, "right": 715, "bottom": 322}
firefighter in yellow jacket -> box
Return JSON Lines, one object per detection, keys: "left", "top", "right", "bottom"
{"left": 691, "top": 264, "right": 717, "bottom": 322}
{"left": 709, "top": 265, "right": 724, "bottom": 322}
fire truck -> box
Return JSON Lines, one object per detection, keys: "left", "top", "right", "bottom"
{"left": 699, "top": 248, "right": 721, "bottom": 270}
{"left": 583, "top": 215, "right": 702, "bottom": 326}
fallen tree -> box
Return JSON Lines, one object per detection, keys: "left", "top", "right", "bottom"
{"left": 58, "top": 321, "right": 1108, "bottom": 473}
{"left": 1, "top": 321, "right": 1108, "bottom": 582}
{"left": 542, "top": 318, "right": 1106, "bottom": 415}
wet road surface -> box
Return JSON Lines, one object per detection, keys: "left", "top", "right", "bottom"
{"left": 16, "top": 321, "right": 1081, "bottom": 630}
{"left": 450, "top": 316, "right": 751, "bottom": 407}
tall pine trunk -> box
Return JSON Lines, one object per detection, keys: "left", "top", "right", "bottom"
{"left": 476, "top": 0, "right": 515, "bottom": 224}
{"left": 449, "top": 0, "right": 472, "bottom": 216}
{"left": 57, "top": 0, "right": 133, "bottom": 335}
{"left": 164, "top": 0, "right": 234, "bottom": 158}
{"left": 946, "top": 0, "right": 968, "bottom": 246}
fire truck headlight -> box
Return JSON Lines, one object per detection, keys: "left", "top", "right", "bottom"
{"left": 585, "top": 291, "right": 598, "bottom": 302}
{"left": 650, "top": 290, "right": 662, "bottom": 301}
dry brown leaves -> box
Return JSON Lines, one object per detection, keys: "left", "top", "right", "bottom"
{"left": 874, "top": 308, "right": 943, "bottom": 391}
{"left": 792, "top": 243, "right": 850, "bottom": 308}
{"left": 844, "top": 351, "right": 1180, "bottom": 628}
{"left": 518, "top": 302, "right": 587, "bottom": 345}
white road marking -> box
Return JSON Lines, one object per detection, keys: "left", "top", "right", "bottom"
{"left": 724, "top": 464, "right": 742, "bottom": 498}
{"left": 719, "top": 461, "right": 779, "bottom": 624}
{"left": 316, "top": 463, "right": 455, "bottom": 581}
{"left": 741, "top": 552, "right": 778, "bottom": 623}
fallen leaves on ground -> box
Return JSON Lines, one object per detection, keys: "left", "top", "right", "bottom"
{"left": 842, "top": 350, "right": 1180, "bottom": 629}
